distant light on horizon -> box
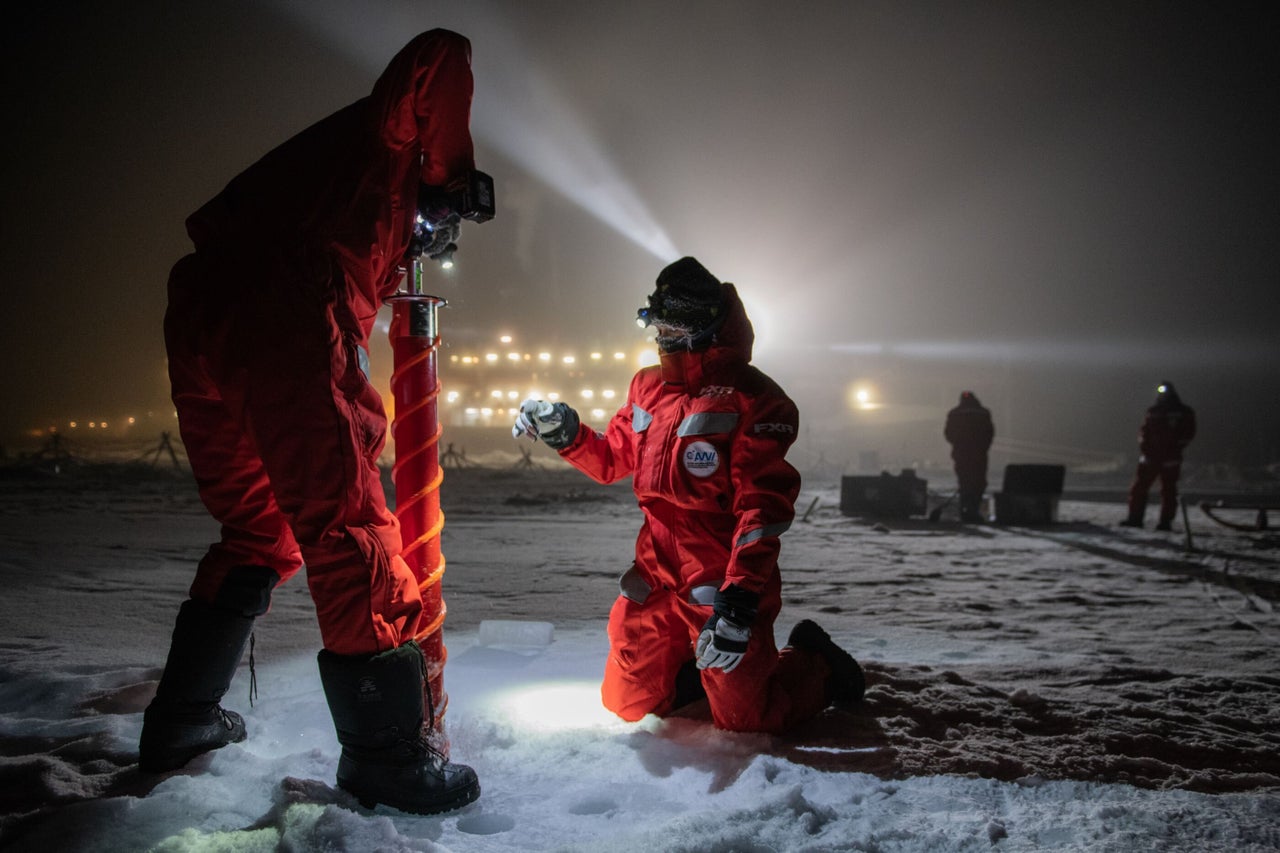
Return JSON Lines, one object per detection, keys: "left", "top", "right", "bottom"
{"left": 849, "top": 383, "right": 882, "bottom": 412}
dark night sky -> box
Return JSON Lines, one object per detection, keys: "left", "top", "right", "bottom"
{"left": 2, "top": 1, "right": 1277, "bottom": 468}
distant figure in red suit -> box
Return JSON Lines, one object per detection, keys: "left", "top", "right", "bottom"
{"left": 944, "top": 391, "right": 995, "bottom": 523}
{"left": 1122, "top": 381, "right": 1196, "bottom": 531}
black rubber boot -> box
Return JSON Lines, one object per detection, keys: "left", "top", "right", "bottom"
{"left": 317, "top": 641, "right": 480, "bottom": 815}
{"left": 786, "top": 619, "right": 866, "bottom": 707}
{"left": 139, "top": 599, "right": 253, "bottom": 771}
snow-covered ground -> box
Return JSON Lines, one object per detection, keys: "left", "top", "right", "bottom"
{"left": 1, "top": 457, "right": 1278, "bottom": 852}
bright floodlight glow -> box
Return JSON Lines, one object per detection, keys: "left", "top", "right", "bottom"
{"left": 269, "top": 3, "right": 679, "bottom": 262}
{"left": 637, "top": 349, "right": 659, "bottom": 369}
{"left": 591, "top": 408, "right": 606, "bottom": 419}
{"left": 485, "top": 353, "right": 499, "bottom": 363}
{"left": 737, "top": 290, "right": 778, "bottom": 356}
{"left": 562, "top": 355, "right": 576, "bottom": 365}
{"left": 849, "top": 383, "right": 882, "bottom": 411}
{"left": 499, "top": 335, "right": 513, "bottom": 344}
{"left": 538, "top": 352, "right": 552, "bottom": 362}
{"left": 483, "top": 681, "right": 625, "bottom": 734}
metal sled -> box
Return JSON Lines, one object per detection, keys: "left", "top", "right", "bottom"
{"left": 1198, "top": 495, "right": 1280, "bottom": 532}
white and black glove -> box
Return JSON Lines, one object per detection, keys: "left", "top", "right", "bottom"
{"left": 407, "top": 211, "right": 461, "bottom": 263}
{"left": 694, "top": 584, "right": 760, "bottom": 673}
{"left": 511, "top": 399, "right": 580, "bottom": 450}
{"left": 423, "top": 213, "right": 461, "bottom": 261}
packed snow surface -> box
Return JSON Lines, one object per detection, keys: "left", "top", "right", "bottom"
{"left": 1, "top": 460, "right": 1277, "bottom": 852}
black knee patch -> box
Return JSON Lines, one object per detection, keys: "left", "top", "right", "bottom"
{"left": 215, "top": 565, "right": 280, "bottom": 617}
{"left": 672, "top": 658, "right": 707, "bottom": 710}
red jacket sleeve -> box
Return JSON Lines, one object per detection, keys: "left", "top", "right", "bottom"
{"left": 558, "top": 374, "right": 645, "bottom": 485}
{"left": 725, "top": 392, "right": 801, "bottom": 593}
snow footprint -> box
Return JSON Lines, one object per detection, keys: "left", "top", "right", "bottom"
{"left": 568, "top": 797, "right": 618, "bottom": 816}
{"left": 456, "top": 812, "right": 517, "bottom": 835}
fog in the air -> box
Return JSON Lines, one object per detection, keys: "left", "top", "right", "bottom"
{"left": 2, "top": 1, "right": 1277, "bottom": 470}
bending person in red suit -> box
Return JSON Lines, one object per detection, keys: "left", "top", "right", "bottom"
{"left": 140, "top": 30, "right": 490, "bottom": 815}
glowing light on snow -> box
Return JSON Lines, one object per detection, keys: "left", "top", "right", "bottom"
{"left": 485, "top": 681, "right": 624, "bottom": 733}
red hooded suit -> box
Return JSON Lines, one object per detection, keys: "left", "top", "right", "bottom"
{"left": 1126, "top": 385, "right": 1197, "bottom": 527}
{"left": 164, "top": 30, "right": 475, "bottom": 656}
{"left": 555, "top": 285, "right": 833, "bottom": 733}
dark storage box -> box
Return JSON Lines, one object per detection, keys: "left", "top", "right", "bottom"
{"left": 994, "top": 464, "right": 1065, "bottom": 524}
{"left": 1001, "top": 464, "right": 1065, "bottom": 495}
{"left": 840, "top": 471, "right": 928, "bottom": 518}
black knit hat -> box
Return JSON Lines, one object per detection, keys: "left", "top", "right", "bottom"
{"left": 641, "top": 257, "right": 725, "bottom": 335}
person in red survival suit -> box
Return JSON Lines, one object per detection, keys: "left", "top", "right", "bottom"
{"left": 944, "top": 391, "right": 995, "bottom": 524}
{"left": 139, "top": 30, "right": 491, "bottom": 815}
{"left": 1121, "top": 381, "right": 1196, "bottom": 531}
{"left": 512, "top": 258, "right": 865, "bottom": 732}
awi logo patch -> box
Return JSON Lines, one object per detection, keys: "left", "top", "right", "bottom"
{"left": 683, "top": 440, "right": 720, "bottom": 478}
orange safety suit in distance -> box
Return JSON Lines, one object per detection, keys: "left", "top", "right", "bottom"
{"left": 164, "top": 30, "right": 476, "bottom": 655}
{"left": 557, "top": 285, "right": 832, "bottom": 733}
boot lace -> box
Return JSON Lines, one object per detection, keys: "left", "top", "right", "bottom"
{"left": 216, "top": 705, "right": 240, "bottom": 731}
